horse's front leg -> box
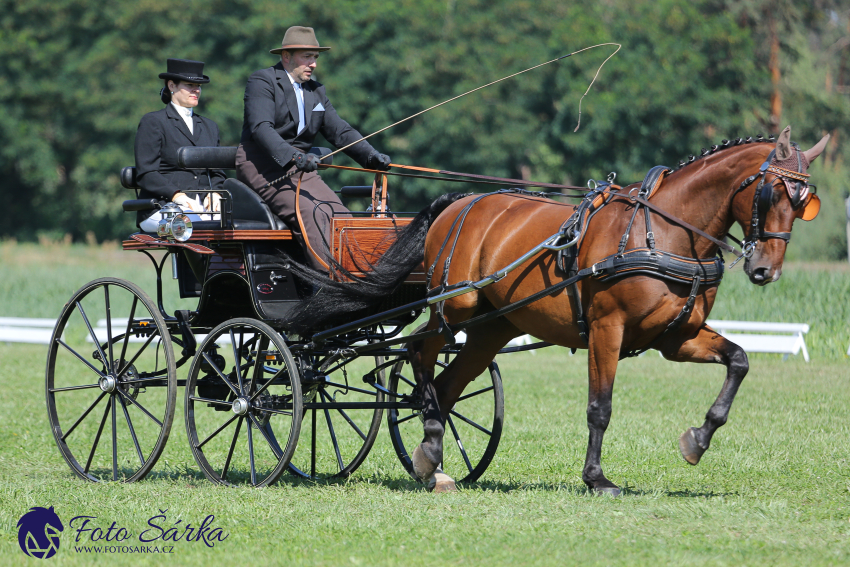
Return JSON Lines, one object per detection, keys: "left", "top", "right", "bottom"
{"left": 658, "top": 325, "right": 749, "bottom": 465}
{"left": 584, "top": 322, "right": 625, "bottom": 496}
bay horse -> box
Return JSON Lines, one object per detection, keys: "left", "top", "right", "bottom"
{"left": 403, "top": 127, "right": 828, "bottom": 494}
{"left": 287, "top": 126, "right": 828, "bottom": 495}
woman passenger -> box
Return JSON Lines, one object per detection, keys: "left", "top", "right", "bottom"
{"left": 134, "top": 59, "right": 227, "bottom": 232}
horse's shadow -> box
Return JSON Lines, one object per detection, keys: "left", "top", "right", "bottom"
{"left": 86, "top": 467, "right": 737, "bottom": 498}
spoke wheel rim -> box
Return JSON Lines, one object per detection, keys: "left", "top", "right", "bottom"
{"left": 185, "top": 318, "right": 302, "bottom": 487}
{"left": 45, "top": 277, "right": 176, "bottom": 483}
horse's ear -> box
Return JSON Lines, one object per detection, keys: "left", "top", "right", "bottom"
{"left": 803, "top": 133, "right": 830, "bottom": 164}
{"left": 775, "top": 126, "right": 792, "bottom": 160}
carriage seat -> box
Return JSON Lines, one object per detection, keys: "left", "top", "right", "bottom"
{"left": 121, "top": 146, "right": 332, "bottom": 231}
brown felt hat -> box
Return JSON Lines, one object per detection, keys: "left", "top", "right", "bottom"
{"left": 270, "top": 26, "right": 331, "bottom": 54}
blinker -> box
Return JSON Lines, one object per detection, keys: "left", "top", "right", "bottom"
{"left": 797, "top": 193, "right": 820, "bottom": 221}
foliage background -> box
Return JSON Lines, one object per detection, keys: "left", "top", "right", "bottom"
{"left": 1, "top": 0, "right": 848, "bottom": 260}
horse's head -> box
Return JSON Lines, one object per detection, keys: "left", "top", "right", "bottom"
{"left": 733, "top": 126, "right": 829, "bottom": 285}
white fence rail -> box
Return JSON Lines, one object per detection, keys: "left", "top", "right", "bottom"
{"left": 0, "top": 317, "right": 837, "bottom": 360}
{"left": 705, "top": 319, "right": 810, "bottom": 362}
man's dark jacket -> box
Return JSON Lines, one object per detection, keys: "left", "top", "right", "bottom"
{"left": 238, "top": 61, "right": 375, "bottom": 175}
{"left": 134, "top": 104, "right": 227, "bottom": 222}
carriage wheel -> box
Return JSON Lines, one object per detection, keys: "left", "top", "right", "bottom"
{"left": 287, "top": 351, "right": 385, "bottom": 480}
{"left": 387, "top": 326, "right": 504, "bottom": 484}
{"left": 185, "top": 318, "right": 302, "bottom": 487}
{"left": 46, "top": 277, "right": 176, "bottom": 482}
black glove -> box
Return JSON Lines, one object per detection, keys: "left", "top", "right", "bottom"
{"left": 293, "top": 152, "right": 320, "bottom": 173}
{"left": 367, "top": 150, "right": 392, "bottom": 171}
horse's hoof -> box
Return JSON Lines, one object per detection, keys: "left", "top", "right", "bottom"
{"left": 679, "top": 427, "right": 705, "bottom": 465}
{"left": 593, "top": 486, "right": 621, "bottom": 497}
{"left": 428, "top": 470, "right": 458, "bottom": 493}
{"left": 412, "top": 445, "right": 438, "bottom": 482}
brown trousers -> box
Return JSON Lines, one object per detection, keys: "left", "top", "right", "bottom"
{"left": 236, "top": 145, "right": 350, "bottom": 271}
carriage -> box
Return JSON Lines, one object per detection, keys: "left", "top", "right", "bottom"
{"left": 46, "top": 127, "right": 828, "bottom": 494}
{"left": 45, "top": 146, "right": 515, "bottom": 487}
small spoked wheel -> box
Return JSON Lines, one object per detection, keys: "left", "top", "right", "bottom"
{"left": 46, "top": 277, "right": 176, "bottom": 482}
{"left": 287, "top": 350, "right": 386, "bottom": 480}
{"left": 185, "top": 318, "right": 302, "bottom": 487}
{"left": 387, "top": 326, "right": 504, "bottom": 484}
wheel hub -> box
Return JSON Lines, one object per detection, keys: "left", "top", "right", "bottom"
{"left": 99, "top": 375, "right": 117, "bottom": 393}
{"left": 231, "top": 397, "right": 250, "bottom": 416}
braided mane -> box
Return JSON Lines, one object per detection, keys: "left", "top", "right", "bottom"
{"left": 673, "top": 135, "right": 775, "bottom": 172}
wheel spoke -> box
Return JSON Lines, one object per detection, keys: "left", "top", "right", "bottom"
{"left": 230, "top": 328, "right": 244, "bottom": 393}
{"left": 390, "top": 412, "right": 420, "bottom": 426}
{"left": 118, "top": 394, "right": 145, "bottom": 466}
{"left": 249, "top": 367, "right": 286, "bottom": 402}
{"left": 447, "top": 415, "right": 473, "bottom": 473}
{"left": 201, "top": 352, "right": 240, "bottom": 397}
{"left": 84, "top": 397, "right": 112, "bottom": 475}
{"left": 116, "top": 389, "right": 162, "bottom": 428}
{"left": 392, "top": 370, "right": 416, "bottom": 389}
{"left": 188, "top": 395, "right": 234, "bottom": 407}
{"left": 114, "top": 330, "right": 161, "bottom": 379}
{"left": 456, "top": 385, "right": 494, "bottom": 403}
{"left": 118, "top": 296, "right": 138, "bottom": 372}
{"left": 320, "top": 393, "right": 345, "bottom": 472}
{"left": 76, "top": 301, "right": 109, "bottom": 374}
{"left": 56, "top": 339, "right": 107, "bottom": 381}
{"left": 221, "top": 416, "right": 243, "bottom": 479}
{"left": 61, "top": 392, "right": 107, "bottom": 441}
{"left": 196, "top": 414, "right": 239, "bottom": 449}
{"left": 246, "top": 418, "right": 257, "bottom": 485}
{"left": 248, "top": 414, "right": 283, "bottom": 459}
{"left": 449, "top": 409, "right": 492, "bottom": 436}
{"left": 111, "top": 392, "right": 118, "bottom": 481}
{"left": 104, "top": 286, "right": 115, "bottom": 375}
{"left": 50, "top": 383, "right": 100, "bottom": 393}
{"left": 321, "top": 389, "right": 367, "bottom": 441}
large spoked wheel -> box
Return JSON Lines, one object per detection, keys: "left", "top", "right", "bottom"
{"left": 287, "top": 349, "right": 385, "bottom": 480}
{"left": 185, "top": 318, "right": 302, "bottom": 487}
{"left": 387, "top": 326, "right": 504, "bottom": 484}
{"left": 46, "top": 277, "right": 176, "bottom": 482}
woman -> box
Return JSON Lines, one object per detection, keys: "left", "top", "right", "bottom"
{"left": 134, "top": 58, "right": 227, "bottom": 232}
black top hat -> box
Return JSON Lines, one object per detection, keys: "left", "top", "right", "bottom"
{"left": 159, "top": 59, "right": 210, "bottom": 84}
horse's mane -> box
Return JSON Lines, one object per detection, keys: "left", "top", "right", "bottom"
{"left": 672, "top": 135, "right": 775, "bottom": 173}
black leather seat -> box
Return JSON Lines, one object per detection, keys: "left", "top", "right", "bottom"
{"left": 121, "top": 145, "right": 332, "bottom": 231}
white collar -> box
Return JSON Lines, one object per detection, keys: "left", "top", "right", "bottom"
{"left": 170, "top": 102, "right": 194, "bottom": 118}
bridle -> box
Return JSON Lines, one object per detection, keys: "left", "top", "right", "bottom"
{"left": 731, "top": 144, "right": 813, "bottom": 260}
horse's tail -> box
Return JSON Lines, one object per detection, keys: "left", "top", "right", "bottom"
{"left": 282, "top": 192, "right": 470, "bottom": 333}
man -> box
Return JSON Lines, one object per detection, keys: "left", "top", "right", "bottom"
{"left": 236, "top": 26, "right": 391, "bottom": 271}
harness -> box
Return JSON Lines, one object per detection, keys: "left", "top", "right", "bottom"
{"left": 424, "top": 145, "right": 812, "bottom": 357}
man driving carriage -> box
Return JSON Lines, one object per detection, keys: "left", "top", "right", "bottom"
{"left": 235, "top": 26, "right": 392, "bottom": 271}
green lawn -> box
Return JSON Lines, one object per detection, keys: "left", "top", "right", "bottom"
{"left": 0, "top": 242, "right": 848, "bottom": 566}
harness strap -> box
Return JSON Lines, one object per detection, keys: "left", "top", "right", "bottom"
{"left": 629, "top": 196, "right": 740, "bottom": 255}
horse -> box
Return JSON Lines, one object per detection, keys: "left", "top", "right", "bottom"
{"left": 287, "top": 126, "right": 828, "bottom": 495}
{"left": 401, "top": 126, "right": 828, "bottom": 494}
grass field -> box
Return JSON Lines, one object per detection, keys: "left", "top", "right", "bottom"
{"left": 0, "top": 242, "right": 849, "bottom": 566}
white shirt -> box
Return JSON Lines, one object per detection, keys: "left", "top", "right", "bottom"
{"left": 171, "top": 102, "right": 194, "bottom": 134}
{"left": 284, "top": 69, "right": 306, "bottom": 135}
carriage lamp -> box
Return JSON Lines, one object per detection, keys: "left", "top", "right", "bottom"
{"left": 156, "top": 202, "right": 193, "bottom": 242}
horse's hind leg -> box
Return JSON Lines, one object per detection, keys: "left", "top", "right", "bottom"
{"left": 407, "top": 314, "right": 447, "bottom": 485}
{"left": 658, "top": 325, "right": 749, "bottom": 465}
